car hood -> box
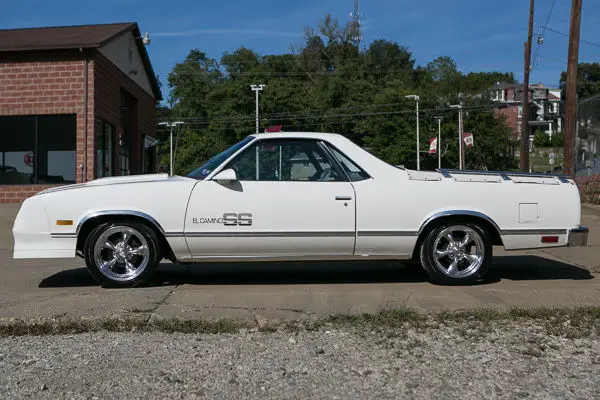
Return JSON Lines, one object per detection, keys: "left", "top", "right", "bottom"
{"left": 35, "top": 173, "right": 185, "bottom": 195}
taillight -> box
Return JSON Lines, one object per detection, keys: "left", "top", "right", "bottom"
{"left": 541, "top": 236, "right": 559, "bottom": 243}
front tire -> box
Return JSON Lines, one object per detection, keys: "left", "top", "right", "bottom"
{"left": 419, "top": 223, "right": 492, "bottom": 285}
{"left": 84, "top": 221, "right": 161, "bottom": 287}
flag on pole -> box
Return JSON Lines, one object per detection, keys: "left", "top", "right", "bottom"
{"left": 462, "top": 132, "right": 474, "bottom": 148}
{"left": 429, "top": 137, "right": 437, "bottom": 154}
{"left": 265, "top": 125, "right": 283, "bottom": 133}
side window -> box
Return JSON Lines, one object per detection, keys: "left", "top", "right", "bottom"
{"left": 326, "top": 145, "right": 370, "bottom": 181}
{"left": 226, "top": 140, "right": 343, "bottom": 182}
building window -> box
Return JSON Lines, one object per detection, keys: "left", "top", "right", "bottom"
{"left": 0, "top": 115, "right": 76, "bottom": 185}
{"left": 96, "top": 119, "right": 115, "bottom": 178}
{"left": 518, "top": 105, "right": 523, "bottom": 118}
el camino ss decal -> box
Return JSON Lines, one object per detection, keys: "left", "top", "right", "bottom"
{"left": 192, "top": 213, "right": 253, "bottom": 226}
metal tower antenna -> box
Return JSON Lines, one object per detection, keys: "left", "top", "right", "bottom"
{"left": 350, "top": 0, "right": 361, "bottom": 43}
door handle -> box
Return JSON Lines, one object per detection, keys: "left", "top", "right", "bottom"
{"left": 335, "top": 195, "right": 352, "bottom": 201}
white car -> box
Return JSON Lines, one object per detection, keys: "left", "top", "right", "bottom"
{"left": 13, "top": 132, "right": 588, "bottom": 287}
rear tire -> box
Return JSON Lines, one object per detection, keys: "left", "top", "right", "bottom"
{"left": 419, "top": 223, "right": 492, "bottom": 285}
{"left": 83, "top": 221, "right": 161, "bottom": 288}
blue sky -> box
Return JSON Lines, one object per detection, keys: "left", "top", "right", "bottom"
{"left": 3, "top": 0, "right": 600, "bottom": 101}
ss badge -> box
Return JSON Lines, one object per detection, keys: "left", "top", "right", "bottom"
{"left": 222, "top": 213, "right": 253, "bottom": 226}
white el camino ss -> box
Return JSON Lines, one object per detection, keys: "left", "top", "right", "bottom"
{"left": 13, "top": 132, "right": 588, "bottom": 287}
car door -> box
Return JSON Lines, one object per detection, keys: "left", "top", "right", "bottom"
{"left": 184, "top": 139, "right": 356, "bottom": 259}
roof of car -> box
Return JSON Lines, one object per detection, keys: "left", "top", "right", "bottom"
{"left": 251, "top": 132, "right": 345, "bottom": 140}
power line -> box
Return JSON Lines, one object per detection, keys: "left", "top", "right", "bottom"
{"left": 537, "top": 54, "right": 566, "bottom": 65}
{"left": 159, "top": 88, "right": 500, "bottom": 111}
{"left": 160, "top": 105, "right": 495, "bottom": 126}
{"left": 159, "top": 107, "right": 499, "bottom": 132}
{"left": 533, "top": 0, "right": 558, "bottom": 67}
{"left": 540, "top": 25, "right": 600, "bottom": 48}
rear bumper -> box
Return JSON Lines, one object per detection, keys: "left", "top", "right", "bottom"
{"left": 568, "top": 227, "right": 589, "bottom": 247}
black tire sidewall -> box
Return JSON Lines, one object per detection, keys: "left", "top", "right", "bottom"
{"left": 420, "top": 223, "right": 492, "bottom": 285}
{"left": 83, "top": 221, "right": 160, "bottom": 288}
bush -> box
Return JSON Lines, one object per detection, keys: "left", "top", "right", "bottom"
{"left": 533, "top": 130, "right": 550, "bottom": 147}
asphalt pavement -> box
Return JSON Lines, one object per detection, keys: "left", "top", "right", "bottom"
{"left": 0, "top": 203, "right": 599, "bottom": 324}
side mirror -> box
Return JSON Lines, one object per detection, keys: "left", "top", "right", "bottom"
{"left": 212, "top": 168, "right": 238, "bottom": 184}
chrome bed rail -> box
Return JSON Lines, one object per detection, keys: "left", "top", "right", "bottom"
{"left": 437, "top": 169, "right": 571, "bottom": 183}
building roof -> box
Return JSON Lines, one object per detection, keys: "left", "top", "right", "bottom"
{"left": 0, "top": 23, "right": 161, "bottom": 100}
{"left": 492, "top": 82, "right": 519, "bottom": 90}
{"left": 548, "top": 91, "right": 561, "bottom": 100}
{"left": 0, "top": 22, "right": 136, "bottom": 51}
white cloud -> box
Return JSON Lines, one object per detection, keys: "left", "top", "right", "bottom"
{"left": 152, "top": 28, "right": 301, "bottom": 38}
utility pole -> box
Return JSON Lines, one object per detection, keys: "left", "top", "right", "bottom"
{"left": 405, "top": 95, "right": 420, "bottom": 170}
{"left": 250, "top": 84, "right": 266, "bottom": 134}
{"left": 158, "top": 121, "right": 184, "bottom": 176}
{"left": 434, "top": 116, "right": 442, "bottom": 170}
{"left": 520, "top": 0, "right": 535, "bottom": 172}
{"left": 564, "top": 0, "right": 582, "bottom": 177}
{"left": 450, "top": 104, "right": 464, "bottom": 170}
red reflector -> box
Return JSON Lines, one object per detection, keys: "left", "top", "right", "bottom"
{"left": 541, "top": 236, "right": 559, "bottom": 243}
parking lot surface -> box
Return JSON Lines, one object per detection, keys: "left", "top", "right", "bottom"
{"left": 1, "top": 203, "right": 599, "bottom": 323}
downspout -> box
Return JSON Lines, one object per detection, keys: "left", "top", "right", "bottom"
{"left": 82, "top": 48, "right": 89, "bottom": 182}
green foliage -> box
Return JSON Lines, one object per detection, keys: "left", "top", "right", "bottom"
{"left": 559, "top": 62, "right": 600, "bottom": 99}
{"left": 159, "top": 14, "right": 517, "bottom": 174}
{"left": 533, "top": 130, "right": 550, "bottom": 147}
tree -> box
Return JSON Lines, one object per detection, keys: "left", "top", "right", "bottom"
{"left": 221, "top": 47, "right": 260, "bottom": 76}
{"left": 559, "top": 62, "right": 600, "bottom": 99}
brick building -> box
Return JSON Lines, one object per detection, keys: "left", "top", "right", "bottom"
{"left": 490, "top": 82, "right": 563, "bottom": 141}
{"left": 0, "top": 23, "right": 162, "bottom": 203}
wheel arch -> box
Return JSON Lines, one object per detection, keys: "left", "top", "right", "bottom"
{"left": 75, "top": 210, "right": 175, "bottom": 262}
{"left": 411, "top": 210, "right": 503, "bottom": 260}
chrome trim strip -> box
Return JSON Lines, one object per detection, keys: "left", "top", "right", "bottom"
{"left": 357, "top": 231, "right": 417, "bottom": 237}
{"left": 76, "top": 210, "right": 166, "bottom": 235}
{"left": 164, "top": 232, "right": 185, "bottom": 238}
{"left": 500, "top": 229, "right": 567, "bottom": 236}
{"left": 183, "top": 231, "right": 355, "bottom": 238}
{"left": 569, "top": 227, "right": 589, "bottom": 234}
{"left": 437, "top": 168, "right": 569, "bottom": 180}
{"left": 418, "top": 210, "right": 502, "bottom": 236}
{"left": 50, "top": 233, "right": 77, "bottom": 238}
{"left": 178, "top": 254, "right": 412, "bottom": 262}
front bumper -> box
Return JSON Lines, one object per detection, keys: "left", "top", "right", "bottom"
{"left": 568, "top": 227, "right": 589, "bottom": 247}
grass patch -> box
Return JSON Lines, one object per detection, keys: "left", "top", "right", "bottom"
{"left": 326, "top": 309, "right": 426, "bottom": 328}
{"left": 1, "top": 306, "right": 599, "bottom": 337}
{"left": 0, "top": 315, "right": 249, "bottom": 337}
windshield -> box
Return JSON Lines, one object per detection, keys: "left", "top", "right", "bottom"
{"left": 186, "top": 136, "right": 255, "bottom": 180}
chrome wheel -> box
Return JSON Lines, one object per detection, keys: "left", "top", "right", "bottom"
{"left": 93, "top": 226, "right": 150, "bottom": 282}
{"left": 432, "top": 225, "right": 485, "bottom": 278}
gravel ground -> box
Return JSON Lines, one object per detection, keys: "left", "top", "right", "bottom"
{"left": 1, "top": 320, "right": 599, "bottom": 400}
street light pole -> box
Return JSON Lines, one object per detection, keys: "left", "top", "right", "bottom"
{"left": 158, "top": 121, "right": 184, "bottom": 176}
{"left": 434, "top": 116, "right": 442, "bottom": 170}
{"left": 450, "top": 104, "right": 464, "bottom": 170}
{"left": 250, "top": 84, "right": 266, "bottom": 134}
{"left": 405, "top": 95, "right": 420, "bottom": 170}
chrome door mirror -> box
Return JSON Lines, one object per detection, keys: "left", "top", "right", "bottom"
{"left": 212, "top": 168, "right": 238, "bottom": 184}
